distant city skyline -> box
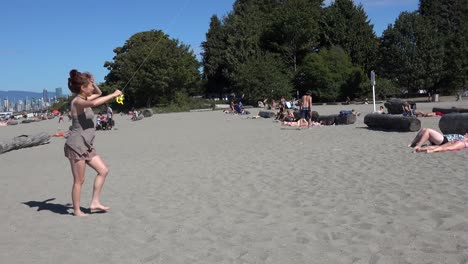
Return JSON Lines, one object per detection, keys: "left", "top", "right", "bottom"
{"left": 0, "top": 89, "right": 64, "bottom": 104}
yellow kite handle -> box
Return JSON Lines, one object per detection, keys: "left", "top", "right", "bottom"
{"left": 116, "top": 94, "right": 124, "bottom": 105}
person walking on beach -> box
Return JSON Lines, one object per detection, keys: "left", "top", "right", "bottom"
{"left": 65, "top": 69, "right": 122, "bottom": 217}
{"left": 58, "top": 113, "right": 64, "bottom": 123}
{"left": 106, "top": 103, "right": 113, "bottom": 129}
{"left": 300, "top": 90, "right": 313, "bottom": 127}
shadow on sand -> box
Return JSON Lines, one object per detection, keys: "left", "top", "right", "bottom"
{"left": 23, "top": 198, "right": 107, "bottom": 215}
{"left": 23, "top": 198, "right": 72, "bottom": 215}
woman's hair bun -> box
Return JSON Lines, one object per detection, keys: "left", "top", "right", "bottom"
{"left": 69, "top": 69, "right": 79, "bottom": 78}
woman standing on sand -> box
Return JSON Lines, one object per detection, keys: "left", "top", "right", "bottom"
{"left": 65, "top": 69, "right": 122, "bottom": 216}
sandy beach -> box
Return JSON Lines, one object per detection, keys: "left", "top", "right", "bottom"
{"left": 1, "top": 98, "right": 468, "bottom": 264}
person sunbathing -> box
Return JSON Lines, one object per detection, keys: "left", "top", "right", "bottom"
{"left": 409, "top": 128, "right": 467, "bottom": 151}
{"left": 282, "top": 119, "right": 321, "bottom": 127}
{"left": 0, "top": 117, "right": 13, "bottom": 126}
{"left": 415, "top": 138, "right": 468, "bottom": 153}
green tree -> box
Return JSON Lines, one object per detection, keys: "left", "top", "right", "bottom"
{"left": 201, "top": 15, "right": 230, "bottom": 98}
{"left": 419, "top": 0, "right": 468, "bottom": 92}
{"left": 298, "top": 46, "right": 353, "bottom": 101}
{"left": 104, "top": 30, "right": 200, "bottom": 108}
{"left": 378, "top": 12, "right": 444, "bottom": 94}
{"left": 234, "top": 52, "right": 293, "bottom": 102}
{"left": 320, "top": 0, "right": 378, "bottom": 72}
{"left": 373, "top": 78, "right": 400, "bottom": 99}
{"left": 222, "top": 0, "right": 278, "bottom": 79}
{"left": 345, "top": 66, "right": 369, "bottom": 99}
{"left": 261, "top": 0, "right": 322, "bottom": 73}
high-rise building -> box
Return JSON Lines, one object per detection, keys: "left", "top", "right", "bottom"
{"left": 3, "top": 98, "right": 9, "bottom": 112}
{"left": 55, "top": 87, "right": 63, "bottom": 98}
{"left": 43, "top": 89, "right": 49, "bottom": 103}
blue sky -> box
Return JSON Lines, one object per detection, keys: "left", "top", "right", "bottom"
{"left": 1, "top": 0, "right": 418, "bottom": 93}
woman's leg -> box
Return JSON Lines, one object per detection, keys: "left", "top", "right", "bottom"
{"left": 428, "top": 141, "right": 465, "bottom": 153}
{"left": 87, "top": 155, "right": 110, "bottom": 211}
{"left": 411, "top": 128, "right": 444, "bottom": 148}
{"left": 409, "top": 128, "right": 426, "bottom": 147}
{"left": 69, "top": 159, "right": 87, "bottom": 216}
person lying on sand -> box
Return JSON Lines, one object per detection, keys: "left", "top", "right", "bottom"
{"left": 0, "top": 121, "right": 10, "bottom": 126}
{"left": 415, "top": 138, "right": 468, "bottom": 153}
{"left": 0, "top": 117, "right": 13, "bottom": 126}
{"left": 282, "top": 119, "right": 322, "bottom": 127}
{"left": 414, "top": 111, "right": 443, "bottom": 117}
{"left": 409, "top": 128, "right": 467, "bottom": 151}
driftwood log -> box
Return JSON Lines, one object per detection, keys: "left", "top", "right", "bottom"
{"left": 142, "top": 109, "right": 154, "bottom": 117}
{"left": 384, "top": 99, "right": 416, "bottom": 114}
{"left": 0, "top": 132, "right": 51, "bottom": 154}
{"left": 336, "top": 114, "right": 357, "bottom": 125}
{"left": 136, "top": 114, "right": 144, "bottom": 121}
{"left": 318, "top": 114, "right": 357, "bottom": 125}
{"left": 292, "top": 111, "right": 320, "bottom": 121}
{"left": 439, "top": 113, "right": 468, "bottom": 134}
{"left": 364, "top": 113, "right": 421, "bottom": 132}
{"left": 432, "top": 107, "right": 468, "bottom": 115}
{"left": 258, "top": 110, "right": 276, "bottom": 118}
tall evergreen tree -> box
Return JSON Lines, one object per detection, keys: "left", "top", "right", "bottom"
{"left": 320, "top": 0, "right": 378, "bottom": 72}
{"left": 261, "top": 0, "right": 322, "bottom": 73}
{"left": 378, "top": 11, "right": 444, "bottom": 94}
{"left": 201, "top": 16, "right": 230, "bottom": 98}
{"left": 419, "top": 0, "right": 468, "bottom": 91}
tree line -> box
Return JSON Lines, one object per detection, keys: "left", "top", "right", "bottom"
{"left": 102, "top": 0, "right": 468, "bottom": 108}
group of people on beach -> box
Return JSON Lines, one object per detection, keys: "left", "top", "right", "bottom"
{"left": 47, "top": 69, "right": 468, "bottom": 217}
{"left": 278, "top": 90, "right": 320, "bottom": 128}
{"left": 402, "top": 101, "right": 443, "bottom": 117}
{"left": 224, "top": 99, "right": 249, "bottom": 115}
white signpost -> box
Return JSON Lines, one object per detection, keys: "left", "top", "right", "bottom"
{"left": 371, "top": 70, "right": 376, "bottom": 112}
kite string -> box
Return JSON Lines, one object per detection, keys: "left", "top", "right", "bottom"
{"left": 119, "top": 0, "right": 192, "bottom": 94}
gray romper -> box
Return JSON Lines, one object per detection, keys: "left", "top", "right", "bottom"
{"left": 64, "top": 107, "right": 97, "bottom": 160}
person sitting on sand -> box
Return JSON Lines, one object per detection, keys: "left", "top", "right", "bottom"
{"left": 377, "top": 105, "right": 385, "bottom": 114}
{"left": 402, "top": 101, "right": 414, "bottom": 116}
{"left": 415, "top": 136, "right": 468, "bottom": 153}
{"left": 279, "top": 108, "right": 295, "bottom": 122}
{"left": 408, "top": 128, "right": 467, "bottom": 151}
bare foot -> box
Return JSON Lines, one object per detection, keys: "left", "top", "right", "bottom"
{"left": 73, "top": 210, "right": 89, "bottom": 217}
{"left": 89, "top": 204, "right": 110, "bottom": 212}
{"left": 414, "top": 147, "right": 427, "bottom": 153}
